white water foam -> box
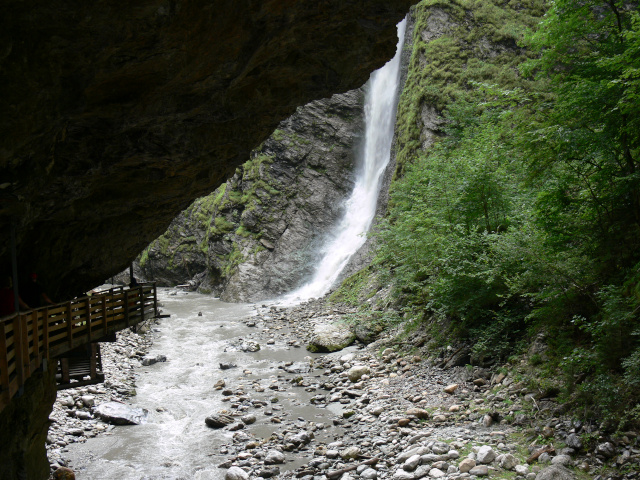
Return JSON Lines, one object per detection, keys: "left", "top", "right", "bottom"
{"left": 281, "top": 19, "right": 407, "bottom": 305}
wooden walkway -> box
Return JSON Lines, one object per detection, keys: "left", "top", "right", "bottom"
{"left": 0, "top": 283, "right": 158, "bottom": 413}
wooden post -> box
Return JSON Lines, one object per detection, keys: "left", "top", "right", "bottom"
{"left": 66, "top": 301, "right": 73, "bottom": 349}
{"left": 42, "top": 307, "right": 49, "bottom": 361}
{"left": 12, "top": 315, "right": 24, "bottom": 386}
{"left": 139, "top": 288, "right": 144, "bottom": 326}
{"left": 124, "top": 291, "right": 130, "bottom": 327}
{"left": 21, "top": 313, "right": 30, "bottom": 378}
{"left": 90, "top": 343, "right": 98, "bottom": 378}
{"left": 0, "top": 318, "right": 10, "bottom": 404}
{"left": 85, "top": 297, "right": 92, "bottom": 342}
{"left": 60, "top": 358, "right": 69, "bottom": 384}
{"left": 153, "top": 283, "right": 158, "bottom": 317}
{"left": 101, "top": 295, "right": 107, "bottom": 334}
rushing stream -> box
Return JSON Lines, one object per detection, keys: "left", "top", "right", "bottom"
{"left": 65, "top": 290, "right": 347, "bottom": 479}
{"left": 283, "top": 19, "right": 407, "bottom": 303}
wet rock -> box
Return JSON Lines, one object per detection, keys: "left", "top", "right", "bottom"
{"left": 205, "top": 413, "right": 235, "bottom": 429}
{"left": 264, "top": 449, "right": 286, "bottom": 465}
{"left": 52, "top": 467, "right": 76, "bottom": 480}
{"left": 241, "top": 414, "right": 257, "bottom": 425}
{"left": 94, "top": 402, "right": 149, "bottom": 425}
{"left": 220, "top": 362, "right": 237, "bottom": 370}
{"left": 141, "top": 354, "right": 167, "bottom": 366}
{"left": 256, "top": 466, "right": 280, "bottom": 478}
{"left": 225, "top": 466, "right": 249, "bottom": 480}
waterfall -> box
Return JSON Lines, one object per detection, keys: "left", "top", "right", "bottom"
{"left": 282, "top": 19, "right": 407, "bottom": 304}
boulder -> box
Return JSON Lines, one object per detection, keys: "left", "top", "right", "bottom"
{"left": 94, "top": 402, "right": 148, "bottom": 425}
{"left": 459, "top": 459, "right": 476, "bottom": 473}
{"left": 477, "top": 446, "right": 496, "bottom": 464}
{"left": 264, "top": 450, "right": 286, "bottom": 465}
{"left": 535, "top": 465, "right": 576, "bottom": 480}
{"left": 307, "top": 323, "right": 356, "bottom": 353}
{"left": 141, "top": 354, "right": 167, "bottom": 366}
{"left": 225, "top": 466, "right": 249, "bottom": 480}
{"left": 469, "top": 465, "right": 489, "bottom": 476}
{"left": 347, "top": 365, "right": 371, "bottom": 382}
{"left": 205, "top": 413, "right": 235, "bottom": 429}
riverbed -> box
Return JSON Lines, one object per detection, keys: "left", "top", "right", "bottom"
{"left": 62, "top": 289, "right": 346, "bottom": 479}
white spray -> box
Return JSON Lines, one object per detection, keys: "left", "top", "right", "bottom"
{"left": 282, "top": 19, "right": 407, "bottom": 304}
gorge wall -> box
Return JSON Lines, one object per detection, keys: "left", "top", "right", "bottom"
{"left": 134, "top": 0, "right": 541, "bottom": 303}
{"left": 138, "top": 89, "right": 365, "bottom": 302}
{"left": 0, "top": 0, "right": 415, "bottom": 300}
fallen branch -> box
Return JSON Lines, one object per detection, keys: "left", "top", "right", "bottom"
{"left": 527, "top": 445, "right": 555, "bottom": 464}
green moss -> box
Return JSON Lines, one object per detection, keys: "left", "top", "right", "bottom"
{"left": 394, "top": 0, "right": 545, "bottom": 176}
{"left": 139, "top": 247, "right": 150, "bottom": 267}
{"left": 212, "top": 216, "right": 235, "bottom": 234}
{"left": 329, "top": 267, "right": 376, "bottom": 307}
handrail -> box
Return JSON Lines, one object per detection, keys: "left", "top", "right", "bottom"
{"left": 0, "top": 283, "right": 158, "bottom": 413}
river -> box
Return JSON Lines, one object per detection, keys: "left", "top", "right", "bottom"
{"left": 64, "top": 289, "right": 347, "bottom": 479}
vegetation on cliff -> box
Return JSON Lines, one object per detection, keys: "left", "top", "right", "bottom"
{"left": 335, "top": 0, "right": 640, "bottom": 429}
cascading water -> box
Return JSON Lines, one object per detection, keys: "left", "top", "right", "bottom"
{"left": 282, "top": 18, "right": 407, "bottom": 303}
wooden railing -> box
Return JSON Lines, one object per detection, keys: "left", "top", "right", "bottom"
{"left": 0, "top": 283, "right": 158, "bottom": 413}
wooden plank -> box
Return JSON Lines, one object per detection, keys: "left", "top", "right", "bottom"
{"left": 101, "top": 296, "right": 107, "bottom": 334}
{"left": 90, "top": 344, "right": 98, "bottom": 378}
{"left": 86, "top": 297, "right": 92, "bottom": 342}
{"left": 0, "top": 319, "right": 10, "bottom": 405}
{"left": 153, "top": 283, "right": 158, "bottom": 317}
{"left": 48, "top": 332, "right": 67, "bottom": 344}
{"left": 66, "top": 302, "right": 73, "bottom": 349}
{"left": 124, "top": 291, "right": 130, "bottom": 327}
{"left": 21, "top": 314, "right": 31, "bottom": 379}
{"left": 42, "top": 307, "right": 50, "bottom": 362}
{"left": 12, "top": 316, "right": 25, "bottom": 386}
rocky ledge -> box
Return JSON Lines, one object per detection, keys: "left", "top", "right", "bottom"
{"left": 0, "top": 0, "right": 415, "bottom": 299}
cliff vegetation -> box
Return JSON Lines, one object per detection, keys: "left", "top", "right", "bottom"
{"left": 335, "top": 0, "right": 640, "bottom": 431}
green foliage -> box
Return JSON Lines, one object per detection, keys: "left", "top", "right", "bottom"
{"left": 394, "top": 0, "right": 545, "bottom": 175}
{"left": 374, "top": 0, "right": 640, "bottom": 426}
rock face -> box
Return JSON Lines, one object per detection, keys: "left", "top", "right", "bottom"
{"left": 0, "top": 367, "right": 57, "bottom": 480}
{"left": 0, "top": 0, "right": 415, "bottom": 299}
{"left": 139, "top": 89, "right": 365, "bottom": 301}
